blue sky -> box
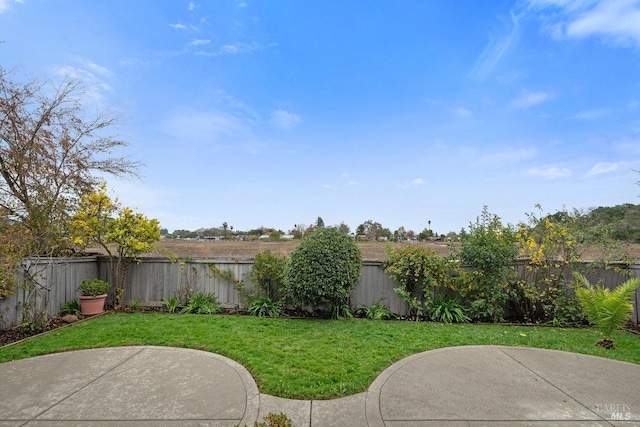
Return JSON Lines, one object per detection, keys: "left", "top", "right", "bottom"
{"left": 2, "top": 0, "right": 640, "bottom": 235}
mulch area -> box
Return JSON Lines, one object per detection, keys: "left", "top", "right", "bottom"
{"left": 0, "top": 306, "right": 164, "bottom": 348}
{"left": 0, "top": 315, "right": 68, "bottom": 347}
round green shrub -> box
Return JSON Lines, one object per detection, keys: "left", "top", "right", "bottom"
{"left": 284, "top": 227, "right": 362, "bottom": 312}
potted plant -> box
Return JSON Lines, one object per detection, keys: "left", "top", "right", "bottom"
{"left": 77, "top": 279, "right": 111, "bottom": 316}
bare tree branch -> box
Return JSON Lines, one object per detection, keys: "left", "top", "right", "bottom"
{"left": 0, "top": 67, "right": 140, "bottom": 254}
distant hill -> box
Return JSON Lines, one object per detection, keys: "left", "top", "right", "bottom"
{"left": 583, "top": 203, "right": 640, "bottom": 243}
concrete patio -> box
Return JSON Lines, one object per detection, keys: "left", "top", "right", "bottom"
{"left": 0, "top": 345, "right": 638, "bottom": 426}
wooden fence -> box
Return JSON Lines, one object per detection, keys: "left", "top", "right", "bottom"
{"left": 0, "top": 257, "right": 99, "bottom": 331}
{"left": 1, "top": 257, "right": 639, "bottom": 330}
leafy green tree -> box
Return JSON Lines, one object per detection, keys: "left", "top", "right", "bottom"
{"left": 417, "top": 227, "right": 433, "bottom": 241}
{"left": 356, "top": 220, "right": 389, "bottom": 240}
{"left": 173, "top": 229, "right": 198, "bottom": 239}
{"left": 383, "top": 245, "right": 448, "bottom": 318}
{"left": 284, "top": 227, "right": 362, "bottom": 318}
{"left": 337, "top": 222, "right": 350, "bottom": 235}
{"left": 574, "top": 272, "right": 640, "bottom": 349}
{"left": 250, "top": 250, "right": 289, "bottom": 301}
{"left": 393, "top": 226, "right": 407, "bottom": 241}
{"left": 457, "top": 206, "right": 518, "bottom": 323}
{"left": 247, "top": 228, "right": 265, "bottom": 240}
{"left": 316, "top": 216, "right": 325, "bottom": 228}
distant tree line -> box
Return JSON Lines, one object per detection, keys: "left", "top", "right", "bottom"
{"left": 162, "top": 216, "right": 447, "bottom": 242}
{"left": 161, "top": 203, "right": 640, "bottom": 244}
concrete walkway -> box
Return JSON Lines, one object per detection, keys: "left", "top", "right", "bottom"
{"left": 0, "top": 345, "right": 638, "bottom": 426}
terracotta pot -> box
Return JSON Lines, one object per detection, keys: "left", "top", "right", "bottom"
{"left": 79, "top": 294, "right": 107, "bottom": 316}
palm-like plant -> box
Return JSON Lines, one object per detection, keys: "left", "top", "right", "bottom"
{"left": 573, "top": 272, "right": 639, "bottom": 349}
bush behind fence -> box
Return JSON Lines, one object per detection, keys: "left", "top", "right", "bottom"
{"left": 1, "top": 257, "right": 638, "bottom": 330}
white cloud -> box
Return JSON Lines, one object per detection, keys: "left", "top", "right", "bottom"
{"left": 568, "top": 108, "right": 610, "bottom": 120}
{"left": 616, "top": 138, "right": 640, "bottom": 155}
{"left": 119, "top": 57, "right": 151, "bottom": 67}
{"left": 52, "top": 57, "right": 114, "bottom": 106}
{"left": 0, "top": 0, "right": 21, "bottom": 13}
{"left": 220, "top": 45, "right": 239, "bottom": 54}
{"left": 180, "top": 41, "right": 262, "bottom": 58}
{"left": 469, "top": 9, "right": 523, "bottom": 80}
{"left": 399, "top": 178, "right": 426, "bottom": 189}
{"left": 225, "top": 42, "right": 258, "bottom": 54}
{"left": 188, "top": 2, "right": 197, "bottom": 11}
{"left": 512, "top": 90, "right": 554, "bottom": 108}
{"left": 478, "top": 147, "right": 536, "bottom": 165}
{"left": 454, "top": 107, "right": 472, "bottom": 118}
{"left": 238, "top": 2, "right": 248, "bottom": 7}
{"left": 585, "top": 162, "right": 618, "bottom": 177}
{"left": 194, "top": 42, "right": 267, "bottom": 57}
{"left": 102, "top": 178, "right": 175, "bottom": 216}
{"left": 530, "top": 0, "right": 640, "bottom": 47}
{"left": 158, "top": 109, "right": 271, "bottom": 153}
{"left": 338, "top": 173, "right": 358, "bottom": 187}
{"left": 323, "top": 174, "right": 359, "bottom": 190}
{"left": 567, "top": 0, "right": 640, "bottom": 45}
{"left": 189, "top": 38, "right": 211, "bottom": 46}
{"left": 169, "top": 23, "right": 187, "bottom": 30}
{"left": 161, "top": 110, "right": 251, "bottom": 147}
{"left": 527, "top": 167, "right": 572, "bottom": 179}
{"left": 70, "top": 56, "right": 113, "bottom": 78}
{"left": 270, "top": 110, "right": 301, "bottom": 130}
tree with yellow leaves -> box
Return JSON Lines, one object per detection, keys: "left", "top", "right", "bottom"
{"left": 70, "top": 184, "right": 160, "bottom": 308}
{"left": 510, "top": 205, "right": 582, "bottom": 324}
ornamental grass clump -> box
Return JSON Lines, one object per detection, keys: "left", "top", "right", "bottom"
{"left": 180, "top": 292, "right": 221, "bottom": 315}
{"left": 284, "top": 227, "right": 362, "bottom": 319}
{"left": 429, "top": 294, "right": 470, "bottom": 324}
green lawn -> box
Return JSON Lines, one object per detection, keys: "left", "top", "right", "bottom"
{"left": 1, "top": 313, "right": 639, "bottom": 399}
